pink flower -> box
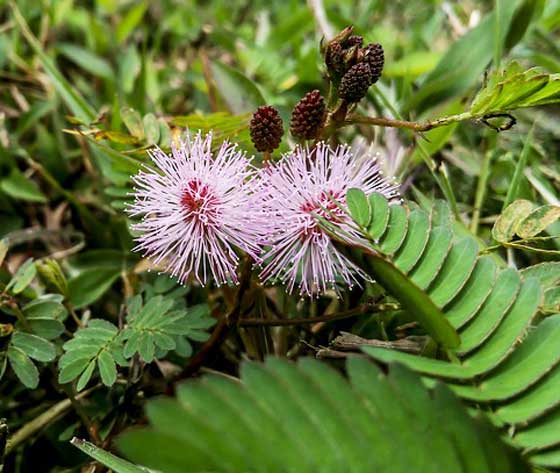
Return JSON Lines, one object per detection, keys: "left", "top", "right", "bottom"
{"left": 127, "top": 132, "right": 263, "bottom": 286}
{"left": 258, "top": 143, "right": 399, "bottom": 296}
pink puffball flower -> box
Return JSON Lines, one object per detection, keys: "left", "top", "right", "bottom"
{"left": 127, "top": 131, "right": 263, "bottom": 286}
{"left": 258, "top": 142, "right": 399, "bottom": 296}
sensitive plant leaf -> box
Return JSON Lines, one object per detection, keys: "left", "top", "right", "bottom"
{"left": 7, "top": 346, "right": 39, "bottom": 389}
{"left": 516, "top": 205, "right": 560, "bottom": 239}
{"left": 521, "top": 262, "right": 560, "bottom": 289}
{"left": 116, "top": 359, "right": 527, "bottom": 473}
{"left": 350, "top": 195, "right": 560, "bottom": 466}
{"left": 6, "top": 259, "right": 37, "bottom": 294}
{"left": 122, "top": 293, "right": 214, "bottom": 362}
{"left": 58, "top": 319, "right": 123, "bottom": 390}
{"left": 11, "top": 332, "right": 56, "bottom": 362}
{"left": 346, "top": 188, "right": 370, "bottom": 227}
{"left": 492, "top": 199, "right": 534, "bottom": 243}
{"left": 363, "top": 254, "right": 460, "bottom": 348}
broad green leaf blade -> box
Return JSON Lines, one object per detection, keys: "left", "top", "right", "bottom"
{"left": 429, "top": 237, "right": 479, "bottom": 308}
{"left": 446, "top": 256, "right": 498, "bottom": 326}
{"left": 516, "top": 205, "right": 560, "bottom": 239}
{"left": 71, "top": 438, "right": 152, "bottom": 473}
{"left": 346, "top": 188, "right": 370, "bottom": 227}
{"left": 7, "top": 346, "right": 39, "bottom": 389}
{"left": 520, "top": 262, "right": 560, "bottom": 289}
{"left": 492, "top": 199, "right": 534, "bottom": 243}
{"left": 7, "top": 259, "right": 37, "bottom": 294}
{"left": 455, "top": 269, "right": 521, "bottom": 354}
{"left": 117, "top": 359, "right": 528, "bottom": 473}
{"left": 462, "top": 278, "right": 542, "bottom": 373}
{"left": 97, "top": 350, "right": 117, "bottom": 387}
{"left": 11, "top": 332, "right": 56, "bottom": 362}
{"left": 363, "top": 254, "right": 460, "bottom": 348}
{"left": 409, "top": 227, "right": 453, "bottom": 290}
{"left": 393, "top": 209, "right": 431, "bottom": 273}
{"left": 367, "top": 192, "right": 390, "bottom": 240}
{"left": 513, "top": 407, "right": 560, "bottom": 451}
{"left": 379, "top": 205, "right": 408, "bottom": 255}
{"left": 451, "top": 315, "right": 560, "bottom": 402}
{"left": 496, "top": 363, "right": 560, "bottom": 425}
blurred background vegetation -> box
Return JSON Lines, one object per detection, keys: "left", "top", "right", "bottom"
{"left": 1, "top": 0, "right": 560, "bottom": 471}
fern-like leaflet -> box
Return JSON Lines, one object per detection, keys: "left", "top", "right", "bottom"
{"left": 340, "top": 190, "right": 560, "bottom": 469}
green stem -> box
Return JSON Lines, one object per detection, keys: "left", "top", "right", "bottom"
{"left": 341, "top": 111, "right": 473, "bottom": 132}
{"left": 5, "top": 386, "right": 98, "bottom": 456}
{"left": 239, "top": 304, "right": 399, "bottom": 327}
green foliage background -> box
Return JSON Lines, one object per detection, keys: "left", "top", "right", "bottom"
{"left": 2, "top": 0, "right": 560, "bottom": 471}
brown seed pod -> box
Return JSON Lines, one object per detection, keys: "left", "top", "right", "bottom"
{"left": 338, "top": 62, "right": 373, "bottom": 103}
{"left": 290, "top": 90, "right": 326, "bottom": 140}
{"left": 249, "top": 106, "right": 284, "bottom": 153}
{"left": 363, "top": 42, "right": 384, "bottom": 84}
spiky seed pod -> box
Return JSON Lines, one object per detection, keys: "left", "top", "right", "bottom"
{"left": 250, "top": 106, "right": 283, "bottom": 153}
{"left": 363, "top": 42, "right": 384, "bottom": 84}
{"left": 325, "top": 40, "right": 345, "bottom": 75}
{"left": 344, "top": 35, "right": 363, "bottom": 48}
{"left": 338, "top": 62, "right": 373, "bottom": 103}
{"left": 290, "top": 90, "right": 326, "bottom": 141}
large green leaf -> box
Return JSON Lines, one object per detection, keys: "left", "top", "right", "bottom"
{"left": 115, "top": 359, "right": 527, "bottom": 473}
{"left": 352, "top": 194, "right": 560, "bottom": 468}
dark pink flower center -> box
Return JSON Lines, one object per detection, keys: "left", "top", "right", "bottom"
{"left": 301, "top": 190, "right": 344, "bottom": 219}
{"left": 181, "top": 179, "right": 220, "bottom": 224}
{"left": 300, "top": 190, "right": 345, "bottom": 236}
